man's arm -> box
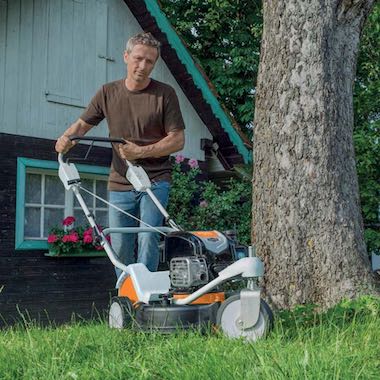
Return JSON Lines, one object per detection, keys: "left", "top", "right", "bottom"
{"left": 118, "top": 130, "right": 185, "bottom": 161}
{"left": 55, "top": 118, "right": 94, "bottom": 153}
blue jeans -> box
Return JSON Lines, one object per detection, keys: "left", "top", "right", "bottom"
{"left": 109, "top": 181, "right": 170, "bottom": 278}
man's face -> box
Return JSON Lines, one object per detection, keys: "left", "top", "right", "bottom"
{"left": 124, "top": 44, "right": 159, "bottom": 84}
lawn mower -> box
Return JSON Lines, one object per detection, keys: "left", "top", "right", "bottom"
{"left": 58, "top": 136, "right": 273, "bottom": 341}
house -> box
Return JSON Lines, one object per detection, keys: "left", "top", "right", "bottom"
{"left": 0, "top": 0, "right": 251, "bottom": 326}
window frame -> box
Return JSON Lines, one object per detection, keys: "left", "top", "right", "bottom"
{"left": 15, "top": 157, "right": 109, "bottom": 250}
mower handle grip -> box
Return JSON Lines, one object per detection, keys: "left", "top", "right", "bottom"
{"left": 68, "top": 135, "right": 126, "bottom": 144}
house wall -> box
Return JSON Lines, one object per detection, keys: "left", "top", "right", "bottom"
{"left": 0, "top": 0, "right": 212, "bottom": 161}
{"left": 0, "top": 132, "right": 116, "bottom": 326}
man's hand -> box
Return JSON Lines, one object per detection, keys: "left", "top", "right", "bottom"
{"left": 55, "top": 135, "right": 76, "bottom": 153}
{"left": 118, "top": 130, "right": 185, "bottom": 161}
{"left": 118, "top": 140, "right": 144, "bottom": 161}
{"left": 55, "top": 118, "right": 94, "bottom": 154}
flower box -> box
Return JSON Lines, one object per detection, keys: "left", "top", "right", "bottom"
{"left": 47, "top": 216, "right": 110, "bottom": 258}
{"left": 45, "top": 249, "right": 107, "bottom": 258}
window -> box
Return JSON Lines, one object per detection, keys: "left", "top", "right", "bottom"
{"left": 73, "top": 176, "right": 108, "bottom": 228}
{"left": 24, "top": 170, "right": 65, "bottom": 240}
{"left": 16, "top": 157, "right": 109, "bottom": 250}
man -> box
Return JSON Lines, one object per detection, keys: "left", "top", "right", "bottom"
{"left": 55, "top": 32, "right": 185, "bottom": 278}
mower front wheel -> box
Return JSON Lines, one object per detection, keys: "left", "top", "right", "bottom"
{"left": 108, "top": 296, "right": 134, "bottom": 329}
{"left": 216, "top": 294, "right": 273, "bottom": 341}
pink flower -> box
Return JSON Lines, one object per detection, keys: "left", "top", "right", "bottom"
{"left": 84, "top": 227, "right": 93, "bottom": 236}
{"left": 62, "top": 232, "right": 79, "bottom": 243}
{"left": 83, "top": 234, "right": 93, "bottom": 244}
{"left": 188, "top": 158, "right": 199, "bottom": 169}
{"left": 47, "top": 234, "right": 58, "bottom": 243}
{"left": 199, "top": 200, "right": 208, "bottom": 208}
{"left": 62, "top": 216, "right": 76, "bottom": 226}
{"left": 175, "top": 154, "right": 185, "bottom": 164}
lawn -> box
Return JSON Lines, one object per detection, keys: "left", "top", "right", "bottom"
{"left": 0, "top": 297, "right": 379, "bottom": 380}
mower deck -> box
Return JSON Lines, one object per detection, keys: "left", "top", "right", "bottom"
{"left": 134, "top": 302, "right": 219, "bottom": 333}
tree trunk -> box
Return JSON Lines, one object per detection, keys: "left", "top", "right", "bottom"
{"left": 252, "top": 0, "right": 379, "bottom": 309}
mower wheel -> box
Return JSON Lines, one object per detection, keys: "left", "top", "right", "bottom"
{"left": 108, "top": 296, "right": 134, "bottom": 329}
{"left": 216, "top": 294, "right": 273, "bottom": 341}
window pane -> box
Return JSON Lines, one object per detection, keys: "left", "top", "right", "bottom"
{"left": 96, "top": 180, "right": 108, "bottom": 207}
{"left": 44, "top": 208, "right": 64, "bottom": 237}
{"left": 45, "top": 175, "right": 65, "bottom": 205}
{"left": 25, "top": 173, "right": 41, "bottom": 203}
{"left": 74, "top": 208, "right": 88, "bottom": 228}
{"left": 96, "top": 210, "right": 108, "bottom": 228}
{"left": 74, "top": 178, "right": 93, "bottom": 207}
{"left": 25, "top": 207, "right": 41, "bottom": 237}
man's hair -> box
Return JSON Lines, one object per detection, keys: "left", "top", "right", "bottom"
{"left": 126, "top": 32, "right": 161, "bottom": 57}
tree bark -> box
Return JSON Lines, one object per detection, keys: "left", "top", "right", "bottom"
{"left": 252, "top": 0, "right": 379, "bottom": 309}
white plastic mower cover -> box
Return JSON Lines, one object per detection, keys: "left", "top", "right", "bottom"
{"left": 126, "top": 164, "right": 151, "bottom": 191}
{"left": 116, "top": 264, "right": 171, "bottom": 304}
{"left": 58, "top": 158, "right": 81, "bottom": 190}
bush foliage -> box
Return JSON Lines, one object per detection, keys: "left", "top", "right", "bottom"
{"left": 168, "top": 162, "right": 252, "bottom": 244}
{"left": 353, "top": 4, "right": 380, "bottom": 253}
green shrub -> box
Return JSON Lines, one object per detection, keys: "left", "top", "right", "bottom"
{"left": 168, "top": 161, "right": 252, "bottom": 244}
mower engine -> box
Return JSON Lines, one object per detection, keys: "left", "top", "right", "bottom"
{"left": 164, "top": 230, "right": 248, "bottom": 291}
{"left": 170, "top": 257, "right": 208, "bottom": 288}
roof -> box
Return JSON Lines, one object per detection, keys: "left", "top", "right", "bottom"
{"left": 124, "top": 0, "right": 252, "bottom": 166}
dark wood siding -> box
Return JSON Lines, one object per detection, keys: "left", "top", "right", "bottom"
{"left": 0, "top": 133, "right": 116, "bottom": 327}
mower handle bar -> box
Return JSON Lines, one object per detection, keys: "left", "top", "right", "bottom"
{"left": 58, "top": 135, "right": 126, "bottom": 164}
{"left": 68, "top": 135, "right": 126, "bottom": 144}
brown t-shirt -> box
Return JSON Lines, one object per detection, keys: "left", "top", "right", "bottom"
{"left": 80, "top": 78, "right": 185, "bottom": 191}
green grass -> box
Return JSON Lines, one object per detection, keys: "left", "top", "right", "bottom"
{"left": 1, "top": 297, "right": 379, "bottom": 380}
